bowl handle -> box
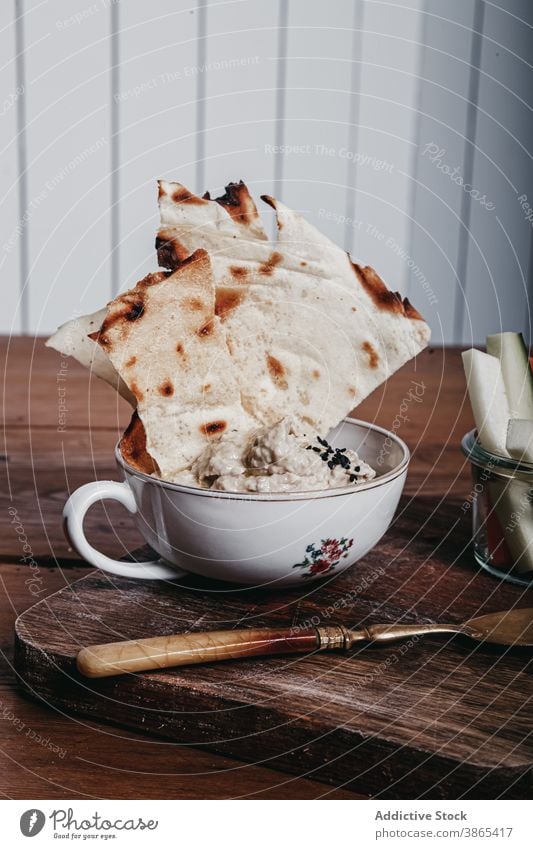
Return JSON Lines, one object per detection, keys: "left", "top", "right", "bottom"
{"left": 63, "top": 480, "right": 184, "bottom": 580}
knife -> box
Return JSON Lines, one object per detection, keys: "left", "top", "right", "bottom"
{"left": 76, "top": 607, "right": 533, "bottom": 678}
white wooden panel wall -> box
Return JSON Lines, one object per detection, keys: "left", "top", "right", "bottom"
{"left": 350, "top": 0, "right": 424, "bottom": 295}
{"left": 117, "top": 2, "right": 198, "bottom": 291}
{"left": 412, "top": 0, "right": 533, "bottom": 345}
{"left": 0, "top": 2, "right": 22, "bottom": 334}
{"left": 462, "top": 0, "right": 533, "bottom": 344}
{"left": 281, "top": 0, "right": 354, "bottom": 244}
{"left": 410, "top": 0, "right": 479, "bottom": 345}
{"left": 23, "top": 0, "right": 112, "bottom": 333}
{"left": 1, "top": 0, "right": 532, "bottom": 343}
{"left": 201, "top": 0, "right": 279, "bottom": 207}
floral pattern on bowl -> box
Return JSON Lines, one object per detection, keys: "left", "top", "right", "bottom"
{"left": 292, "top": 537, "right": 354, "bottom": 578}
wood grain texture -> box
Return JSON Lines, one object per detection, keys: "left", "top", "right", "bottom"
{"left": 0, "top": 561, "right": 356, "bottom": 800}
{"left": 15, "top": 500, "right": 533, "bottom": 799}
{"left": 3, "top": 337, "right": 532, "bottom": 799}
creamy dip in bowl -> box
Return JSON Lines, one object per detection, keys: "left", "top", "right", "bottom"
{"left": 63, "top": 418, "right": 409, "bottom": 587}
{"left": 172, "top": 417, "right": 376, "bottom": 493}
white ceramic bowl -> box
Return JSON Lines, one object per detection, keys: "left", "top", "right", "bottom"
{"left": 63, "top": 418, "right": 409, "bottom": 587}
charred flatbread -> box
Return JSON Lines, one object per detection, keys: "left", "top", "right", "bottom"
{"left": 156, "top": 181, "right": 430, "bottom": 432}
{"left": 90, "top": 249, "right": 254, "bottom": 477}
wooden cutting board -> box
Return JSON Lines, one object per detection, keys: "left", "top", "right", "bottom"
{"left": 14, "top": 495, "right": 533, "bottom": 799}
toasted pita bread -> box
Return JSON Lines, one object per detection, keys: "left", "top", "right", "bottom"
{"left": 120, "top": 410, "right": 160, "bottom": 475}
{"left": 47, "top": 179, "right": 430, "bottom": 484}
{"left": 156, "top": 181, "right": 430, "bottom": 432}
{"left": 90, "top": 249, "right": 254, "bottom": 477}
{"left": 203, "top": 181, "right": 269, "bottom": 241}
{"left": 45, "top": 309, "right": 136, "bottom": 405}
{"left": 157, "top": 179, "right": 267, "bottom": 267}
{"left": 157, "top": 180, "right": 308, "bottom": 275}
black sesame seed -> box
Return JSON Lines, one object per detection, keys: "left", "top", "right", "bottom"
{"left": 321, "top": 452, "right": 330, "bottom": 461}
{"left": 317, "top": 436, "right": 329, "bottom": 447}
{"left": 328, "top": 461, "right": 335, "bottom": 469}
{"left": 354, "top": 465, "right": 360, "bottom": 472}
{"left": 312, "top": 446, "right": 321, "bottom": 453}
{"left": 349, "top": 474, "right": 357, "bottom": 482}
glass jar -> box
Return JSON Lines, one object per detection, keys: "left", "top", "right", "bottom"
{"left": 461, "top": 429, "right": 533, "bottom": 586}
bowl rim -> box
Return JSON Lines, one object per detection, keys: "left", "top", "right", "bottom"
{"left": 461, "top": 428, "right": 533, "bottom": 476}
{"left": 115, "top": 417, "right": 410, "bottom": 502}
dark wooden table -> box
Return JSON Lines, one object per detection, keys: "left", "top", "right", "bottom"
{"left": 1, "top": 337, "right": 479, "bottom": 798}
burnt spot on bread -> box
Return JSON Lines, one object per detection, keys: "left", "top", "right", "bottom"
{"left": 200, "top": 420, "right": 227, "bottom": 437}
{"left": 197, "top": 321, "right": 214, "bottom": 338}
{"left": 351, "top": 306, "right": 357, "bottom": 312}
{"left": 176, "top": 342, "right": 184, "bottom": 355}
{"left": 157, "top": 245, "right": 209, "bottom": 275}
{"left": 260, "top": 194, "right": 279, "bottom": 224}
{"left": 110, "top": 294, "right": 145, "bottom": 327}
{"left": 351, "top": 261, "right": 424, "bottom": 320}
{"left": 300, "top": 261, "right": 307, "bottom": 267}
{"left": 156, "top": 232, "right": 191, "bottom": 269}
{"left": 215, "top": 287, "right": 245, "bottom": 320}
{"left": 171, "top": 185, "right": 207, "bottom": 205}
{"left": 158, "top": 380, "right": 174, "bottom": 397}
{"left": 267, "top": 354, "right": 289, "bottom": 390}
{"left": 362, "top": 340, "right": 379, "bottom": 369}
{"left": 120, "top": 411, "right": 160, "bottom": 476}
{"left": 267, "top": 354, "right": 284, "bottom": 378}
{"left": 312, "top": 369, "right": 320, "bottom": 379}
{"left": 127, "top": 299, "right": 145, "bottom": 321}
{"left": 184, "top": 296, "right": 205, "bottom": 311}
{"left": 352, "top": 262, "right": 403, "bottom": 315}
{"left": 125, "top": 355, "right": 137, "bottom": 368}
{"left": 259, "top": 251, "right": 283, "bottom": 275}
{"left": 175, "top": 248, "right": 209, "bottom": 271}
{"left": 88, "top": 329, "right": 109, "bottom": 348}
{"left": 402, "top": 297, "right": 424, "bottom": 321}
{"left": 90, "top": 293, "right": 146, "bottom": 350}
{"left": 130, "top": 381, "right": 144, "bottom": 402}
{"left": 229, "top": 265, "right": 249, "bottom": 279}
{"left": 202, "top": 383, "right": 211, "bottom": 393}
{"left": 138, "top": 271, "right": 169, "bottom": 288}
{"left": 214, "top": 181, "right": 259, "bottom": 226}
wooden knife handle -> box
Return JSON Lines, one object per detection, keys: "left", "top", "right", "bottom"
{"left": 76, "top": 626, "right": 325, "bottom": 678}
